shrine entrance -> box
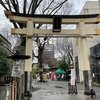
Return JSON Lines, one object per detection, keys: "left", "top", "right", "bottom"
{"left": 5, "top": 11, "right": 100, "bottom": 96}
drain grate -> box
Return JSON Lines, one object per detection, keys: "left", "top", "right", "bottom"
{"left": 55, "top": 86, "right": 64, "bottom": 88}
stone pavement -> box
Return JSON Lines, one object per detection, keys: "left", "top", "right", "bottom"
{"left": 24, "top": 80, "right": 100, "bottom": 100}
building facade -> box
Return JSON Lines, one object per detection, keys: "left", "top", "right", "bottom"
{"left": 90, "top": 43, "right": 100, "bottom": 83}
{"left": 43, "top": 44, "right": 57, "bottom": 67}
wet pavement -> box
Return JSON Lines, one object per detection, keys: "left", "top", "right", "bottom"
{"left": 24, "top": 80, "right": 100, "bottom": 100}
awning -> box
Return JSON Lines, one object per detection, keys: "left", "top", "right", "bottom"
{"left": 55, "top": 68, "right": 65, "bottom": 75}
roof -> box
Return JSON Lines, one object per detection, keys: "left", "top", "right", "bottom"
{"left": 55, "top": 68, "right": 65, "bottom": 74}
{"left": 9, "top": 11, "right": 100, "bottom": 19}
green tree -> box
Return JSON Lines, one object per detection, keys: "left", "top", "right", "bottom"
{"left": 0, "top": 46, "right": 12, "bottom": 76}
{"left": 57, "top": 56, "right": 69, "bottom": 71}
{"left": 57, "top": 56, "right": 71, "bottom": 80}
{"left": 32, "top": 67, "right": 38, "bottom": 79}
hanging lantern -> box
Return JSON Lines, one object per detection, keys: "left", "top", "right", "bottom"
{"left": 53, "top": 16, "right": 62, "bottom": 32}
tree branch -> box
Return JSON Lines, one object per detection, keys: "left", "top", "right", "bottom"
{"left": 31, "top": 0, "right": 38, "bottom": 14}
{"left": 28, "top": 0, "right": 34, "bottom": 14}
{"left": 49, "top": 0, "right": 67, "bottom": 14}
{"left": 5, "top": 0, "right": 12, "bottom": 11}
{"left": 52, "top": 4, "right": 62, "bottom": 15}
{"left": 23, "top": 0, "right": 27, "bottom": 14}
{"left": 10, "top": 0, "right": 19, "bottom": 13}
{"left": 42, "top": 0, "right": 54, "bottom": 14}
{"left": 36, "top": 0, "right": 44, "bottom": 10}
{"left": 0, "top": 0, "right": 9, "bottom": 10}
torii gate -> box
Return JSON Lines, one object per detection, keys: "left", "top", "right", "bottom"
{"left": 5, "top": 11, "right": 100, "bottom": 95}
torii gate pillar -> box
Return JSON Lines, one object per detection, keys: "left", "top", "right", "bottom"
{"left": 78, "top": 21, "right": 92, "bottom": 95}
{"left": 25, "top": 20, "right": 33, "bottom": 71}
{"left": 24, "top": 20, "right": 33, "bottom": 96}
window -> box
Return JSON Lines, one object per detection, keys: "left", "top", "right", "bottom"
{"left": 84, "top": 8, "right": 89, "bottom": 14}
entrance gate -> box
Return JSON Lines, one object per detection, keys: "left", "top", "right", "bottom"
{"left": 5, "top": 11, "right": 100, "bottom": 95}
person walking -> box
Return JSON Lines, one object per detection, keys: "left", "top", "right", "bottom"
{"left": 51, "top": 70, "right": 55, "bottom": 81}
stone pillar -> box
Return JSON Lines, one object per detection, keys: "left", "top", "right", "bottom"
{"left": 79, "top": 21, "right": 92, "bottom": 95}
{"left": 24, "top": 20, "right": 33, "bottom": 97}
{"left": 77, "top": 38, "right": 84, "bottom": 82}
{"left": 72, "top": 38, "right": 77, "bottom": 78}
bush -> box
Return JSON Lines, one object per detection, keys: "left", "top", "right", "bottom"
{"left": 32, "top": 67, "right": 38, "bottom": 79}
{"left": 0, "top": 46, "right": 12, "bottom": 76}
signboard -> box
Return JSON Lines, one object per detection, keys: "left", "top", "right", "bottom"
{"left": 11, "top": 60, "right": 24, "bottom": 77}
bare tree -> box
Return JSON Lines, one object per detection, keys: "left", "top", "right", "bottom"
{"left": 0, "top": 0, "right": 74, "bottom": 68}
{"left": 55, "top": 38, "right": 73, "bottom": 66}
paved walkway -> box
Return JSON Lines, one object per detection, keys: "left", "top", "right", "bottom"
{"left": 24, "top": 80, "right": 100, "bottom": 100}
